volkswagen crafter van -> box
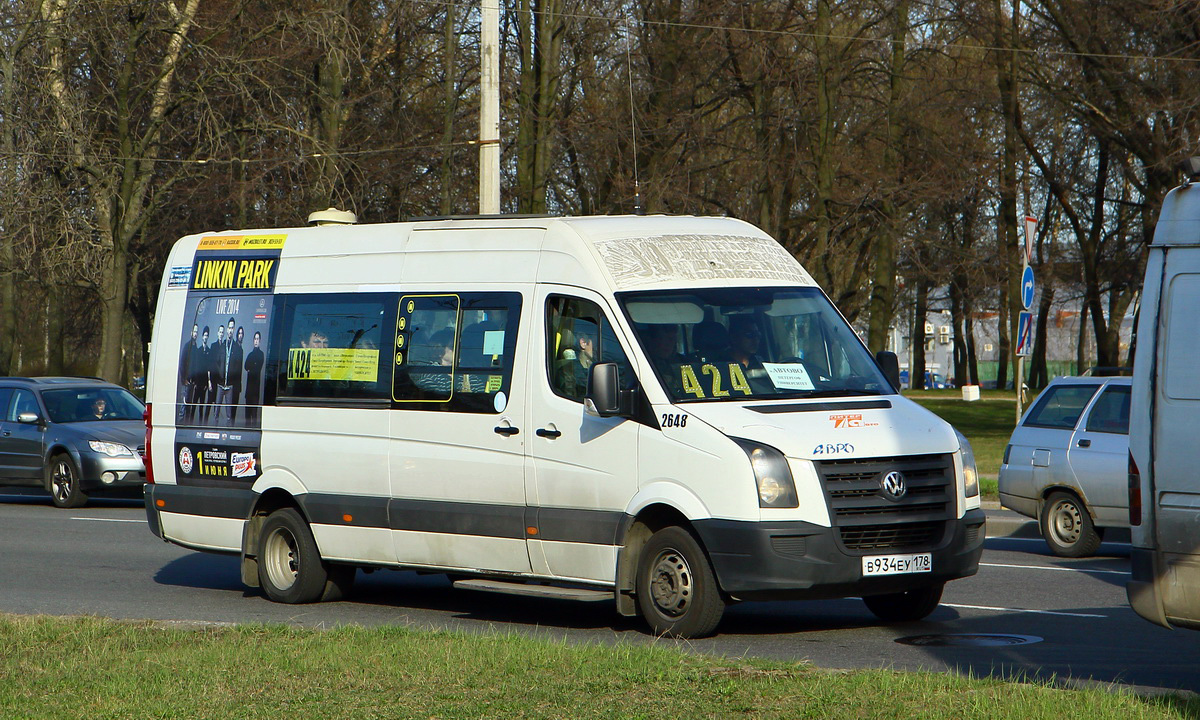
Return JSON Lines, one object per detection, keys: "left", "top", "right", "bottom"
{"left": 142, "top": 214, "right": 984, "bottom": 638}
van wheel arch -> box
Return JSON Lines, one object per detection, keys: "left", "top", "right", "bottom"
{"left": 241, "top": 489, "right": 308, "bottom": 588}
{"left": 615, "top": 504, "right": 717, "bottom": 617}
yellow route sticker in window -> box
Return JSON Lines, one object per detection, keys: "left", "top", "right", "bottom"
{"left": 288, "top": 348, "right": 380, "bottom": 382}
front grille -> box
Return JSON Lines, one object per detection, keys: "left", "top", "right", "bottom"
{"left": 816, "top": 454, "right": 954, "bottom": 552}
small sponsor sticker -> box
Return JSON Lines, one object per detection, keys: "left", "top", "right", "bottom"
{"left": 203, "top": 432, "right": 221, "bottom": 440}
{"left": 168, "top": 265, "right": 192, "bottom": 287}
{"left": 231, "top": 452, "right": 257, "bottom": 478}
{"left": 178, "top": 446, "right": 193, "bottom": 473}
{"left": 829, "top": 413, "right": 878, "bottom": 429}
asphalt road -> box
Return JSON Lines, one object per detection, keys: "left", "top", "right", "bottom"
{"left": 2, "top": 490, "right": 1197, "bottom": 696}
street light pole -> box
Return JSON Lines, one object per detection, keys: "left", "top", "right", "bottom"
{"left": 479, "top": 0, "right": 500, "bottom": 214}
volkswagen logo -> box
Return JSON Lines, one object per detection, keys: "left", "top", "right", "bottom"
{"left": 880, "top": 470, "right": 907, "bottom": 500}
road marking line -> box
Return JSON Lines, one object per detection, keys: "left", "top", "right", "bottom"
{"left": 71, "top": 518, "right": 143, "bottom": 524}
{"left": 941, "top": 602, "right": 1107, "bottom": 618}
{"left": 981, "top": 561, "right": 1128, "bottom": 576}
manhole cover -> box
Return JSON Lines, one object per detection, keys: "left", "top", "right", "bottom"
{"left": 895, "top": 633, "right": 1043, "bottom": 647}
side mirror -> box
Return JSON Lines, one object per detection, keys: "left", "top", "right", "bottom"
{"left": 585, "top": 362, "right": 625, "bottom": 417}
{"left": 875, "top": 351, "right": 901, "bottom": 392}
{"left": 16, "top": 412, "right": 41, "bottom": 424}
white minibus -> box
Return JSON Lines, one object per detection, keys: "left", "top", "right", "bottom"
{"left": 143, "top": 214, "right": 984, "bottom": 638}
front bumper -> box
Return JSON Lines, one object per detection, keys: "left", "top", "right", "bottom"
{"left": 77, "top": 452, "right": 146, "bottom": 490}
{"left": 694, "top": 508, "right": 986, "bottom": 601}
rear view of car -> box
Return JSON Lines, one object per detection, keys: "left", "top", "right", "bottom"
{"left": 998, "top": 376, "right": 1130, "bottom": 557}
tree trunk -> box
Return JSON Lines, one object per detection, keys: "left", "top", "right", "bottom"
{"left": 810, "top": 0, "right": 836, "bottom": 289}
{"left": 950, "top": 280, "right": 966, "bottom": 385}
{"left": 439, "top": 0, "right": 457, "bottom": 216}
{"left": 1081, "top": 141, "right": 1111, "bottom": 367}
{"left": 966, "top": 309, "right": 980, "bottom": 386}
{"left": 1030, "top": 285, "right": 1054, "bottom": 388}
{"left": 911, "top": 278, "right": 929, "bottom": 390}
{"left": 1076, "top": 303, "right": 1089, "bottom": 374}
{"left": 516, "top": 0, "right": 563, "bottom": 214}
{"left": 867, "top": 0, "right": 910, "bottom": 355}
{"left": 994, "top": 0, "right": 1020, "bottom": 395}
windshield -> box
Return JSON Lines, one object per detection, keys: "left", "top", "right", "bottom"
{"left": 42, "top": 387, "right": 145, "bottom": 423}
{"left": 618, "top": 286, "right": 892, "bottom": 403}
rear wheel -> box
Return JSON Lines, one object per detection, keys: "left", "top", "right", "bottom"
{"left": 257, "top": 508, "right": 354, "bottom": 603}
{"left": 863, "top": 583, "right": 944, "bottom": 622}
{"left": 1041, "top": 491, "right": 1103, "bottom": 558}
{"left": 48, "top": 453, "right": 87, "bottom": 509}
{"left": 635, "top": 526, "right": 725, "bottom": 638}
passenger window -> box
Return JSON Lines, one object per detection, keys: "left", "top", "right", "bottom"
{"left": 277, "top": 294, "right": 392, "bottom": 401}
{"left": 0, "top": 389, "right": 11, "bottom": 420}
{"left": 546, "top": 296, "right": 632, "bottom": 402}
{"left": 1024, "top": 384, "right": 1101, "bottom": 430}
{"left": 392, "top": 292, "right": 521, "bottom": 413}
{"left": 1085, "top": 385, "right": 1131, "bottom": 435}
{"left": 6, "top": 389, "right": 34, "bottom": 421}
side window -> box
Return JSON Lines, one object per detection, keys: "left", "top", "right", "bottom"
{"left": 1024, "top": 384, "right": 1100, "bottom": 430}
{"left": 277, "top": 294, "right": 392, "bottom": 402}
{"left": 1085, "top": 385, "right": 1131, "bottom": 435}
{"left": 9, "top": 390, "right": 38, "bottom": 421}
{"left": 0, "top": 389, "right": 12, "bottom": 421}
{"left": 1165, "top": 274, "right": 1200, "bottom": 400}
{"left": 546, "top": 296, "right": 632, "bottom": 402}
{"left": 392, "top": 292, "right": 521, "bottom": 413}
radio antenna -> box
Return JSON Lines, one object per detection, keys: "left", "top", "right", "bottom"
{"left": 625, "top": 17, "right": 643, "bottom": 215}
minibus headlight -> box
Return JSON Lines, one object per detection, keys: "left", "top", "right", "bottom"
{"left": 89, "top": 441, "right": 135, "bottom": 457}
{"left": 956, "top": 429, "right": 979, "bottom": 498}
{"left": 732, "top": 438, "right": 798, "bottom": 508}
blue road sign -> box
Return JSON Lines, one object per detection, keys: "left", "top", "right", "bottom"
{"left": 1016, "top": 311, "right": 1033, "bottom": 356}
{"left": 1021, "top": 266, "right": 1035, "bottom": 310}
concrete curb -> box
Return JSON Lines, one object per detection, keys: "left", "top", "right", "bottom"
{"left": 982, "top": 501, "right": 1131, "bottom": 543}
{"left": 983, "top": 502, "right": 1041, "bottom": 539}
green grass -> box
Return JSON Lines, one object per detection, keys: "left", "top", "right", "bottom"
{"left": 904, "top": 389, "right": 1024, "bottom": 498}
{"left": 0, "top": 614, "right": 1194, "bottom": 719}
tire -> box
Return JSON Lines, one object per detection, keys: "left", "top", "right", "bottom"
{"left": 635, "top": 526, "right": 725, "bottom": 639}
{"left": 863, "top": 583, "right": 944, "bottom": 623}
{"left": 48, "top": 453, "right": 87, "bottom": 509}
{"left": 1041, "top": 491, "right": 1103, "bottom": 558}
{"left": 257, "top": 508, "right": 354, "bottom": 603}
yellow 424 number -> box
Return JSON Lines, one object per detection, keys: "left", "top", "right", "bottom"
{"left": 680, "top": 363, "right": 752, "bottom": 399}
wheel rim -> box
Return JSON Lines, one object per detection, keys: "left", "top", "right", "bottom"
{"left": 648, "top": 548, "right": 693, "bottom": 618}
{"left": 51, "top": 460, "right": 73, "bottom": 503}
{"left": 1050, "top": 499, "right": 1082, "bottom": 545}
{"left": 262, "top": 527, "right": 299, "bottom": 591}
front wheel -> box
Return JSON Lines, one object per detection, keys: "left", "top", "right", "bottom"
{"left": 257, "top": 508, "right": 354, "bottom": 603}
{"left": 1041, "top": 491, "right": 1102, "bottom": 558}
{"left": 48, "top": 453, "right": 87, "bottom": 509}
{"left": 635, "top": 526, "right": 725, "bottom": 639}
{"left": 863, "top": 583, "right": 944, "bottom": 622}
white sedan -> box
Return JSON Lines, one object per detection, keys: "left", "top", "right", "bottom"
{"left": 999, "top": 375, "right": 1130, "bottom": 557}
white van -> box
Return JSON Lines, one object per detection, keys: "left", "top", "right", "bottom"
{"left": 1128, "top": 161, "right": 1200, "bottom": 630}
{"left": 142, "top": 214, "right": 984, "bottom": 638}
